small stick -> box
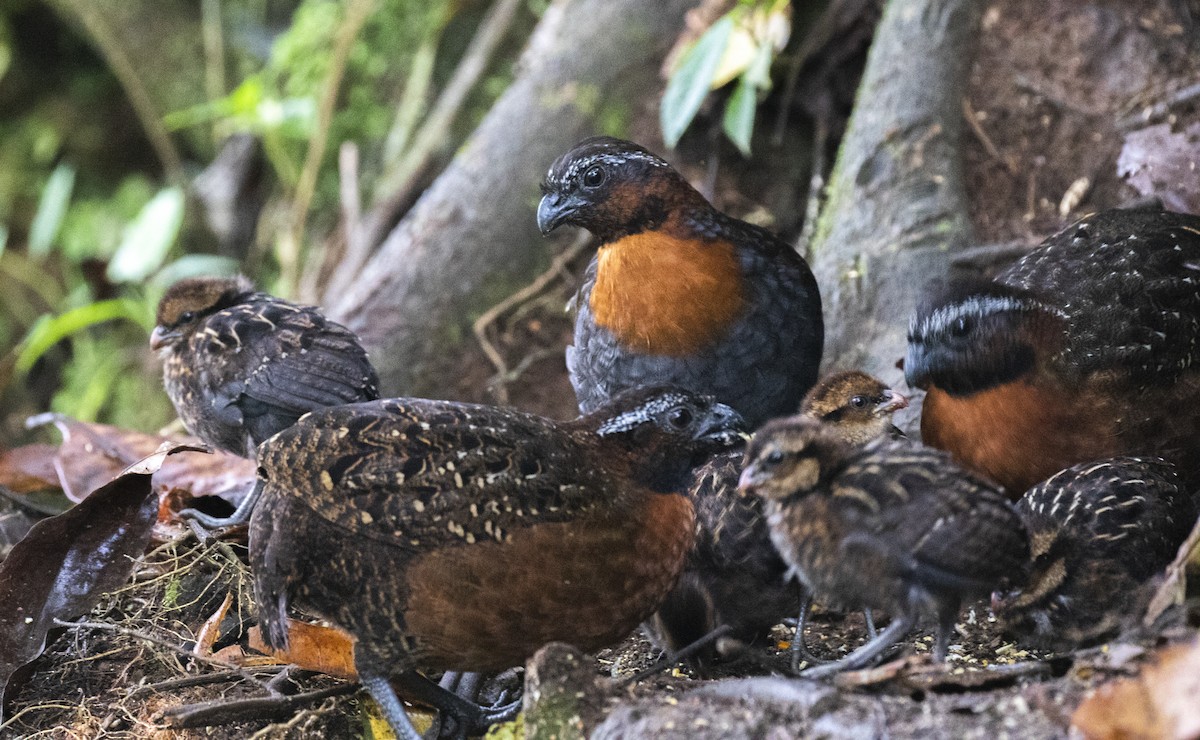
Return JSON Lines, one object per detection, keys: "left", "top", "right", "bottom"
{"left": 53, "top": 618, "right": 273, "bottom": 692}
{"left": 160, "top": 683, "right": 357, "bottom": 728}
{"left": 473, "top": 232, "right": 591, "bottom": 402}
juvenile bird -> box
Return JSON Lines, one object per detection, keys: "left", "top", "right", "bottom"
{"left": 906, "top": 207, "right": 1200, "bottom": 495}
{"left": 249, "top": 388, "right": 744, "bottom": 740}
{"left": 648, "top": 371, "right": 908, "bottom": 670}
{"left": 994, "top": 457, "right": 1199, "bottom": 650}
{"left": 152, "top": 275, "right": 379, "bottom": 524}
{"left": 739, "top": 418, "right": 1027, "bottom": 676}
{"left": 538, "top": 137, "right": 824, "bottom": 427}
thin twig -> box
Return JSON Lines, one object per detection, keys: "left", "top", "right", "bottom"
{"left": 52, "top": 618, "right": 275, "bottom": 692}
{"left": 1117, "top": 80, "right": 1200, "bottom": 131}
{"left": 473, "top": 233, "right": 591, "bottom": 403}
{"left": 129, "top": 666, "right": 285, "bottom": 697}
{"left": 201, "top": 0, "right": 228, "bottom": 146}
{"left": 0, "top": 703, "right": 79, "bottom": 733}
{"left": 961, "top": 97, "right": 1016, "bottom": 174}
{"left": 161, "top": 683, "right": 358, "bottom": 728}
{"left": 795, "top": 99, "right": 829, "bottom": 259}
{"left": 373, "top": 0, "right": 523, "bottom": 202}
{"left": 344, "top": 0, "right": 526, "bottom": 284}
{"left": 283, "top": 0, "right": 377, "bottom": 296}
{"left": 48, "top": 0, "right": 185, "bottom": 181}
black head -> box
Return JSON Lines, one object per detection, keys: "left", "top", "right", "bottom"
{"left": 905, "top": 281, "right": 1066, "bottom": 396}
{"left": 587, "top": 385, "right": 746, "bottom": 492}
{"left": 537, "top": 137, "right": 703, "bottom": 242}
{"left": 737, "top": 417, "right": 851, "bottom": 503}
{"left": 151, "top": 275, "right": 255, "bottom": 351}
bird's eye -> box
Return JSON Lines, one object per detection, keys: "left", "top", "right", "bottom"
{"left": 765, "top": 450, "right": 785, "bottom": 466}
{"left": 582, "top": 165, "right": 605, "bottom": 188}
{"left": 179, "top": 311, "right": 196, "bottom": 323}
{"left": 850, "top": 395, "right": 868, "bottom": 409}
{"left": 667, "top": 406, "right": 693, "bottom": 428}
{"left": 951, "top": 316, "right": 972, "bottom": 337}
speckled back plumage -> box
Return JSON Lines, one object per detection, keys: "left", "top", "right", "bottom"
{"left": 156, "top": 277, "right": 379, "bottom": 456}
{"left": 541, "top": 137, "right": 823, "bottom": 428}
{"left": 645, "top": 448, "right": 797, "bottom": 664}
{"left": 998, "top": 208, "right": 1200, "bottom": 383}
{"left": 249, "top": 389, "right": 744, "bottom": 676}
{"left": 744, "top": 420, "right": 1028, "bottom": 619}
{"left": 908, "top": 207, "right": 1200, "bottom": 494}
{"left": 997, "top": 456, "right": 1199, "bottom": 649}
{"left": 648, "top": 372, "right": 908, "bottom": 666}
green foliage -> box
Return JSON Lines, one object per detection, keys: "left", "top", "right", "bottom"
{"left": 0, "top": 0, "right": 523, "bottom": 434}
{"left": 106, "top": 187, "right": 186, "bottom": 283}
{"left": 660, "top": 0, "right": 792, "bottom": 154}
{"left": 27, "top": 164, "right": 75, "bottom": 258}
{"left": 661, "top": 15, "right": 735, "bottom": 150}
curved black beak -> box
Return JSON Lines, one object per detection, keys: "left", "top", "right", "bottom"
{"left": 697, "top": 402, "right": 747, "bottom": 447}
{"left": 537, "top": 192, "right": 578, "bottom": 235}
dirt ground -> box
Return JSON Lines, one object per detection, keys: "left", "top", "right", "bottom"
{"left": 5, "top": 0, "right": 1200, "bottom": 737}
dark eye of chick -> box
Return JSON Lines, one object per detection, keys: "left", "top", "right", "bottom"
{"left": 951, "top": 315, "right": 972, "bottom": 337}
{"left": 850, "top": 395, "right": 869, "bottom": 409}
{"left": 765, "top": 449, "right": 785, "bottom": 465}
{"left": 582, "top": 164, "right": 605, "bottom": 188}
{"left": 179, "top": 310, "right": 196, "bottom": 324}
{"left": 667, "top": 406, "right": 693, "bottom": 428}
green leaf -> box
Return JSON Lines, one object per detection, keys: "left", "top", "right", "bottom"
{"left": 660, "top": 15, "right": 735, "bottom": 149}
{"left": 745, "top": 35, "right": 775, "bottom": 90}
{"left": 28, "top": 164, "right": 76, "bottom": 258}
{"left": 723, "top": 76, "right": 757, "bottom": 156}
{"left": 107, "top": 187, "right": 185, "bottom": 284}
{"left": 15, "top": 299, "right": 150, "bottom": 375}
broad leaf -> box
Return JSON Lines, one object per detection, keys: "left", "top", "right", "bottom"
{"left": 661, "top": 15, "right": 735, "bottom": 148}
{"left": 0, "top": 445, "right": 195, "bottom": 722}
{"left": 107, "top": 187, "right": 186, "bottom": 284}
{"left": 14, "top": 415, "right": 255, "bottom": 508}
{"left": 27, "top": 164, "right": 75, "bottom": 259}
{"left": 723, "top": 76, "right": 758, "bottom": 156}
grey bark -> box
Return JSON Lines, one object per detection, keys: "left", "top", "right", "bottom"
{"left": 808, "top": 0, "right": 982, "bottom": 430}
{"left": 328, "top": 0, "right": 696, "bottom": 396}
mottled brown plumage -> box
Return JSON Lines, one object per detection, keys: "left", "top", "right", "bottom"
{"left": 994, "top": 457, "right": 1198, "bottom": 650}
{"left": 538, "top": 137, "right": 823, "bottom": 428}
{"left": 153, "top": 275, "right": 379, "bottom": 457}
{"left": 740, "top": 418, "right": 1027, "bottom": 676}
{"left": 250, "top": 388, "right": 743, "bottom": 739}
{"left": 647, "top": 372, "right": 908, "bottom": 669}
{"left": 907, "top": 207, "right": 1200, "bottom": 495}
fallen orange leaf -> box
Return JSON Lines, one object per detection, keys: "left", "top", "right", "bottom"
{"left": 193, "top": 592, "right": 234, "bottom": 659}
{"left": 1072, "top": 636, "right": 1200, "bottom": 740}
{"left": 248, "top": 619, "right": 357, "bottom": 680}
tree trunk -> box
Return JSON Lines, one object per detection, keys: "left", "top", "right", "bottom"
{"left": 808, "top": 0, "right": 981, "bottom": 430}
{"left": 328, "top": 0, "right": 696, "bottom": 396}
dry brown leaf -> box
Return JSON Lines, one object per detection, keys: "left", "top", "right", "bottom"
{"left": 1071, "top": 637, "right": 1200, "bottom": 740}
{"left": 212, "top": 644, "right": 247, "bottom": 664}
{"left": 248, "top": 619, "right": 357, "bottom": 680}
{"left": 19, "top": 415, "right": 255, "bottom": 513}
{"left": 0, "top": 445, "right": 60, "bottom": 494}
{"left": 0, "top": 445, "right": 195, "bottom": 722}
{"left": 193, "top": 592, "right": 234, "bottom": 659}
{"left": 1145, "top": 515, "right": 1200, "bottom": 627}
